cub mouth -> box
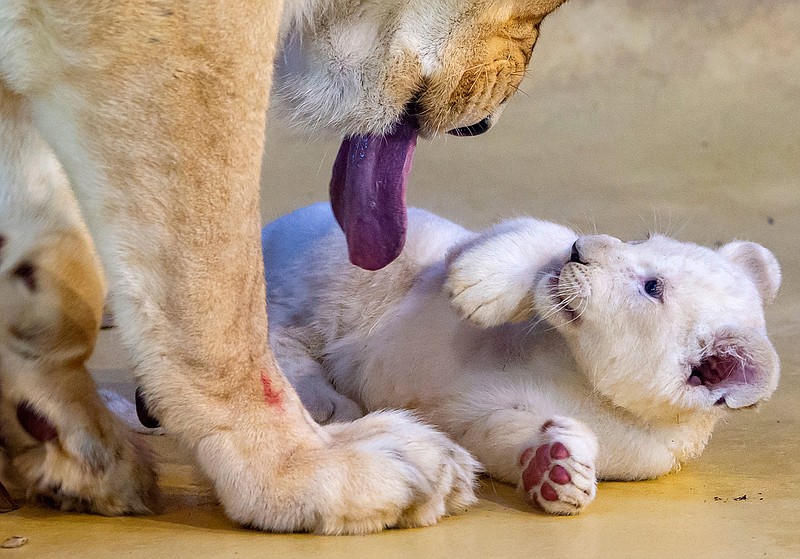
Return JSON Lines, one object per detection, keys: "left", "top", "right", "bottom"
{"left": 687, "top": 354, "right": 762, "bottom": 409}
{"left": 546, "top": 264, "right": 585, "bottom": 322}
{"left": 688, "top": 367, "right": 728, "bottom": 406}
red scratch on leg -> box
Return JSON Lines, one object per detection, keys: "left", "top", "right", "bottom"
{"left": 260, "top": 372, "right": 284, "bottom": 409}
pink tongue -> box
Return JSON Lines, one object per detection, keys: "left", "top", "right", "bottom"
{"left": 330, "top": 114, "right": 418, "bottom": 270}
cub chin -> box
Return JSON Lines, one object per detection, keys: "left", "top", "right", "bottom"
{"left": 263, "top": 203, "right": 781, "bottom": 515}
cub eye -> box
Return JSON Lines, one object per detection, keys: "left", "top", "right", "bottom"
{"left": 643, "top": 278, "right": 664, "bottom": 300}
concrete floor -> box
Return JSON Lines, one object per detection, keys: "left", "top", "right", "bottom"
{"left": 2, "top": 0, "right": 799, "bottom": 557}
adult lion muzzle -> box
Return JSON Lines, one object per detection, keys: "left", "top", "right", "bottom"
{"left": 278, "top": 0, "right": 569, "bottom": 270}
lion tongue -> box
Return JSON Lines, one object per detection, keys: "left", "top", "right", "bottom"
{"left": 330, "top": 115, "right": 418, "bottom": 271}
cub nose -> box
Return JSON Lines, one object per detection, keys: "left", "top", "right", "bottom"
{"left": 572, "top": 235, "right": 621, "bottom": 264}
{"left": 569, "top": 241, "right": 587, "bottom": 265}
{"left": 447, "top": 116, "right": 493, "bottom": 137}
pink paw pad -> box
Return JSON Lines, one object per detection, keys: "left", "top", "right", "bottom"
{"left": 521, "top": 441, "right": 573, "bottom": 498}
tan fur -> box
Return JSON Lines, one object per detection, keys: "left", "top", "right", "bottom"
{"left": 0, "top": 0, "right": 565, "bottom": 532}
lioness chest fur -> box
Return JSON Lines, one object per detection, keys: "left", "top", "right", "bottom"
{"left": 264, "top": 203, "right": 781, "bottom": 515}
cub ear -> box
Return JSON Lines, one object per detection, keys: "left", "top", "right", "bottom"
{"left": 718, "top": 241, "right": 781, "bottom": 303}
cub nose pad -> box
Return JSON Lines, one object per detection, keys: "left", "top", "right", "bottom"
{"left": 447, "top": 116, "right": 493, "bottom": 137}
{"left": 569, "top": 241, "right": 587, "bottom": 265}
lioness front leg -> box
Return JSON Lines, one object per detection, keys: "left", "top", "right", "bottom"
{"left": 445, "top": 401, "right": 598, "bottom": 514}
{"left": 0, "top": 2, "right": 476, "bottom": 532}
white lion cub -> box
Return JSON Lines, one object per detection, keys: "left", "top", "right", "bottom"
{"left": 263, "top": 203, "right": 781, "bottom": 515}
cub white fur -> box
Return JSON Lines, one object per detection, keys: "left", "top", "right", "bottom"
{"left": 265, "top": 203, "right": 781, "bottom": 514}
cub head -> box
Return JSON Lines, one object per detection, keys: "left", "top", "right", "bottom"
{"left": 277, "top": 0, "right": 568, "bottom": 136}
{"left": 533, "top": 234, "right": 781, "bottom": 420}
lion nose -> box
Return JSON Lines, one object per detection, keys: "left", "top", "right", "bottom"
{"left": 447, "top": 116, "right": 493, "bottom": 137}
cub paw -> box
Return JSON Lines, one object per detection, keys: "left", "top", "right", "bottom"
{"left": 519, "top": 417, "right": 597, "bottom": 515}
{"left": 446, "top": 243, "right": 533, "bottom": 328}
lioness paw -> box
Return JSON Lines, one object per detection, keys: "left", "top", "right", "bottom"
{"left": 519, "top": 417, "right": 597, "bottom": 515}
{"left": 316, "top": 410, "right": 480, "bottom": 532}
{"left": 197, "top": 409, "right": 479, "bottom": 534}
{"left": 15, "top": 422, "right": 159, "bottom": 516}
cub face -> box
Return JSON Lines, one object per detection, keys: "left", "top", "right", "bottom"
{"left": 276, "top": 0, "right": 568, "bottom": 136}
{"left": 534, "top": 234, "right": 781, "bottom": 420}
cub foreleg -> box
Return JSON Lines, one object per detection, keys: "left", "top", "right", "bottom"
{"left": 445, "top": 219, "right": 576, "bottom": 327}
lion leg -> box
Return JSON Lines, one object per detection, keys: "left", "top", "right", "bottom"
{"left": 0, "top": 1, "right": 476, "bottom": 533}
{"left": 0, "top": 85, "right": 158, "bottom": 514}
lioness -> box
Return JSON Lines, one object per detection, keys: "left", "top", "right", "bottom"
{"left": 264, "top": 203, "right": 781, "bottom": 514}
{"left": 0, "top": 0, "right": 567, "bottom": 533}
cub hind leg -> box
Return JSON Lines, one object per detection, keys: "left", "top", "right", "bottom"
{"left": 441, "top": 392, "right": 598, "bottom": 515}
{"left": 270, "top": 329, "right": 363, "bottom": 424}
